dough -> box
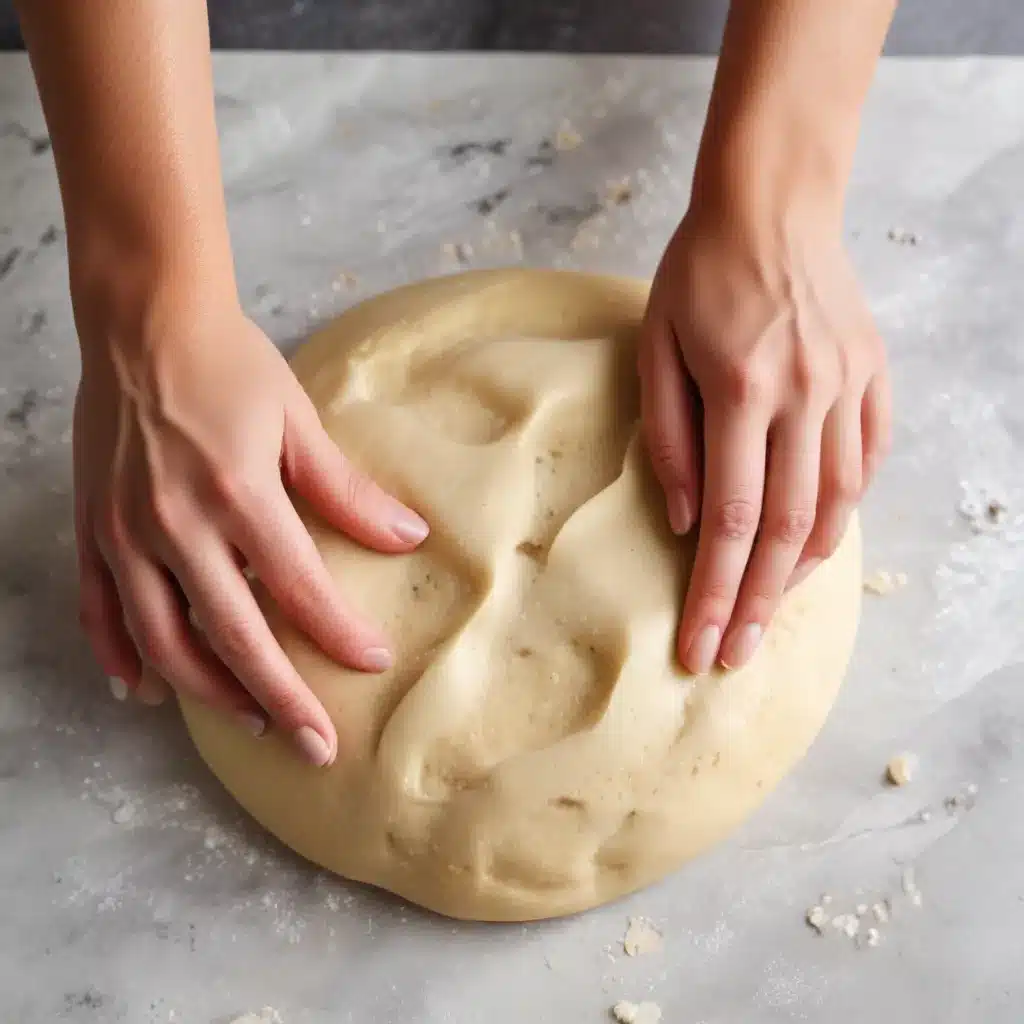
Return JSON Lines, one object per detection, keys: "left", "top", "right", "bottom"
{"left": 179, "top": 269, "right": 862, "bottom": 922}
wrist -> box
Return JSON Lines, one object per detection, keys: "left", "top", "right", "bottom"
{"left": 691, "top": 101, "right": 852, "bottom": 244}
{"left": 70, "top": 224, "right": 239, "bottom": 367}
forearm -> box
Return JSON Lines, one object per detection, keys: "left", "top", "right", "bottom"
{"left": 694, "top": 0, "right": 896, "bottom": 230}
{"left": 16, "top": 0, "right": 235, "bottom": 344}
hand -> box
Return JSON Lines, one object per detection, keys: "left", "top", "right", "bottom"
{"left": 73, "top": 295, "right": 429, "bottom": 766}
{"left": 639, "top": 204, "right": 890, "bottom": 675}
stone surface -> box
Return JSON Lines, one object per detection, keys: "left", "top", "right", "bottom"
{"left": 1, "top": 53, "right": 1023, "bottom": 1023}
{"left": 2, "top": 1, "right": 1024, "bottom": 53}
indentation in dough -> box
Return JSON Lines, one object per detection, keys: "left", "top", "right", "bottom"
{"left": 550, "top": 796, "right": 587, "bottom": 811}
{"left": 393, "top": 342, "right": 532, "bottom": 445}
{"left": 367, "top": 552, "right": 488, "bottom": 749}
{"left": 488, "top": 850, "right": 579, "bottom": 892}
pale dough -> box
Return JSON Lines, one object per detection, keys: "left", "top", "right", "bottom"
{"left": 178, "top": 269, "right": 862, "bottom": 922}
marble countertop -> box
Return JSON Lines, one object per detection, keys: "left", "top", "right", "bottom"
{"left": 2, "top": 54, "right": 1023, "bottom": 1024}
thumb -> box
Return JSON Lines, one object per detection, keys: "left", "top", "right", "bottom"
{"left": 638, "top": 315, "right": 701, "bottom": 535}
{"left": 282, "top": 404, "right": 429, "bottom": 553}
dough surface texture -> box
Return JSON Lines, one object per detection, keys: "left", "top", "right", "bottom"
{"left": 179, "top": 269, "right": 862, "bottom": 922}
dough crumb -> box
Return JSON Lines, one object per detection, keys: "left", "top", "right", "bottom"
{"left": 611, "top": 1000, "right": 662, "bottom": 1024}
{"left": 863, "top": 569, "right": 908, "bottom": 595}
{"left": 832, "top": 913, "right": 860, "bottom": 939}
{"left": 111, "top": 801, "right": 135, "bottom": 825}
{"left": 806, "top": 905, "right": 828, "bottom": 933}
{"left": 862, "top": 927, "right": 882, "bottom": 948}
{"left": 886, "top": 753, "right": 916, "bottom": 786}
{"left": 872, "top": 900, "right": 891, "bottom": 924}
{"left": 622, "top": 917, "right": 663, "bottom": 957}
{"left": 554, "top": 121, "right": 583, "bottom": 151}
{"left": 228, "top": 1009, "right": 283, "bottom": 1024}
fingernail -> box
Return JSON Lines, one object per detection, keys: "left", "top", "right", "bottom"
{"left": 392, "top": 513, "right": 429, "bottom": 545}
{"left": 134, "top": 674, "right": 167, "bottom": 707}
{"left": 720, "top": 623, "right": 762, "bottom": 670}
{"left": 667, "top": 492, "right": 693, "bottom": 535}
{"left": 361, "top": 646, "right": 393, "bottom": 672}
{"left": 294, "top": 726, "right": 333, "bottom": 767}
{"left": 109, "top": 677, "right": 128, "bottom": 702}
{"left": 237, "top": 712, "right": 267, "bottom": 738}
{"left": 687, "top": 625, "right": 721, "bottom": 675}
{"left": 788, "top": 558, "right": 822, "bottom": 592}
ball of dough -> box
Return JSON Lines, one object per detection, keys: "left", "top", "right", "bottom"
{"left": 179, "top": 269, "right": 862, "bottom": 922}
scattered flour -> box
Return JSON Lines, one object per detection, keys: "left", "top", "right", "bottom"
{"left": 623, "top": 917, "right": 663, "bottom": 957}
{"left": 228, "top": 1010, "right": 282, "bottom": 1024}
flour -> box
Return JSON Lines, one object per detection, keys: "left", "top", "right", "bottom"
{"left": 622, "top": 917, "right": 663, "bottom": 957}
{"left": 229, "top": 1009, "right": 282, "bottom": 1024}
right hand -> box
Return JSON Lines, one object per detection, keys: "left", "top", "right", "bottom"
{"left": 73, "top": 290, "right": 429, "bottom": 767}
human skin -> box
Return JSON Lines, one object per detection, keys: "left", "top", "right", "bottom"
{"left": 638, "top": 0, "right": 895, "bottom": 673}
{"left": 16, "top": 0, "right": 893, "bottom": 763}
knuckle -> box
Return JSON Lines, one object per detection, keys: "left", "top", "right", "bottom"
{"left": 212, "top": 613, "right": 261, "bottom": 665}
{"left": 94, "top": 499, "right": 129, "bottom": 553}
{"left": 149, "top": 489, "right": 187, "bottom": 539}
{"left": 342, "top": 465, "right": 372, "bottom": 511}
{"left": 766, "top": 506, "right": 815, "bottom": 546}
{"left": 720, "top": 358, "right": 766, "bottom": 407}
{"left": 273, "top": 558, "right": 323, "bottom": 617}
{"left": 133, "top": 620, "right": 174, "bottom": 669}
{"left": 260, "top": 683, "right": 306, "bottom": 725}
{"left": 709, "top": 498, "right": 760, "bottom": 541}
{"left": 646, "top": 435, "right": 687, "bottom": 483}
{"left": 822, "top": 471, "right": 862, "bottom": 507}
{"left": 211, "top": 464, "right": 259, "bottom": 510}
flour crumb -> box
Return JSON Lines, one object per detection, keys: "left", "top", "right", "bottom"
{"left": 902, "top": 866, "right": 923, "bottom": 906}
{"left": 622, "top": 917, "right": 663, "bottom": 957}
{"left": 863, "top": 569, "right": 908, "bottom": 595}
{"left": 831, "top": 913, "right": 860, "bottom": 939}
{"left": 862, "top": 927, "right": 882, "bottom": 948}
{"left": 611, "top": 1000, "right": 662, "bottom": 1024}
{"left": 228, "top": 1009, "right": 282, "bottom": 1024}
{"left": 111, "top": 802, "right": 135, "bottom": 825}
{"left": 872, "top": 901, "right": 890, "bottom": 924}
{"left": 554, "top": 120, "right": 583, "bottom": 151}
{"left": 805, "top": 905, "right": 828, "bottom": 934}
{"left": 886, "top": 753, "right": 917, "bottom": 786}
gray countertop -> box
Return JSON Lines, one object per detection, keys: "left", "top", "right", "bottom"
{"left": 2, "top": 54, "right": 1023, "bottom": 1024}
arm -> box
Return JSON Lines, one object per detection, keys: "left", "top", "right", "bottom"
{"left": 17, "top": 1, "right": 428, "bottom": 765}
{"left": 693, "top": 0, "right": 896, "bottom": 233}
{"left": 17, "top": 0, "right": 236, "bottom": 332}
{"left": 640, "top": 0, "right": 895, "bottom": 674}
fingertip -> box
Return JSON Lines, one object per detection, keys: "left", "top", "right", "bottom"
{"left": 666, "top": 490, "right": 695, "bottom": 536}
{"left": 360, "top": 645, "right": 393, "bottom": 673}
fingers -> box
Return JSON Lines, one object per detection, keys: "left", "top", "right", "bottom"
{"left": 719, "top": 415, "right": 822, "bottom": 668}
{"left": 284, "top": 406, "right": 429, "bottom": 552}
{"left": 638, "top": 315, "right": 701, "bottom": 535}
{"left": 76, "top": 532, "right": 142, "bottom": 694}
{"left": 802, "top": 397, "right": 863, "bottom": 569}
{"left": 106, "top": 545, "right": 264, "bottom": 724}
{"left": 169, "top": 533, "right": 340, "bottom": 767}
{"left": 234, "top": 489, "right": 393, "bottom": 675}
{"left": 677, "top": 402, "right": 768, "bottom": 674}
{"left": 861, "top": 370, "right": 892, "bottom": 491}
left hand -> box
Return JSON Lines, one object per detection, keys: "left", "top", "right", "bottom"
{"left": 639, "top": 203, "right": 891, "bottom": 675}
